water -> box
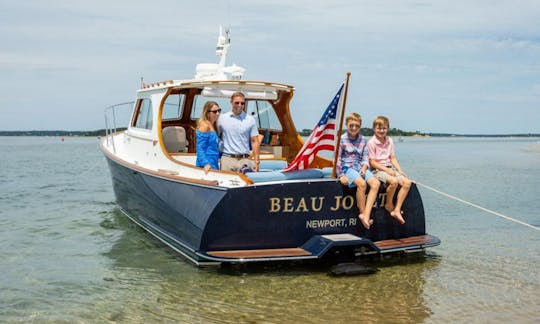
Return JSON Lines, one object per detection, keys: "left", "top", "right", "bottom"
{"left": 1, "top": 136, "right": 539, "bottom": 323}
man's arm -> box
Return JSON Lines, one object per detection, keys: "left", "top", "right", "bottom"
{"left": 251, "top": 135, "right": 260, "bottom": 171}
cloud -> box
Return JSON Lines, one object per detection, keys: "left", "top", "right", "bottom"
{"left": 0, "top": 0, "right": 539, "bottom": 133}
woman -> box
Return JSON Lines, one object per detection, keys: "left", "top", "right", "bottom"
{"left": 196, "top": 101, "right": 221, "bottom": 173}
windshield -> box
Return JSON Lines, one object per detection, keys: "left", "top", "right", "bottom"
{"left": 191, "top": 95, "right": 282, "bottom": 131}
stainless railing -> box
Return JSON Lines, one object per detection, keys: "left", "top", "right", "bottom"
{"left": 104, "top": 101, "right": 134, "bottom": 154}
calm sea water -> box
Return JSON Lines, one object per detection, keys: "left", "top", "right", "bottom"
{"left": 1, "top": 136, "right": 539, "bottom": 323}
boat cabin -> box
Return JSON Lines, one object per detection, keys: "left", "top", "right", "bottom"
{"left": 119, "top": 79, "right": 333, "bottom": 186}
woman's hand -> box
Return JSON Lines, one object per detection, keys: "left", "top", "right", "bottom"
{"left": 253, "top": 161, "right": 260, "bottom": 172}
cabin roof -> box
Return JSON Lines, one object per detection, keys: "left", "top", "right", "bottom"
{"left": 138, "top": 79, "right": 294, "bottom": 97}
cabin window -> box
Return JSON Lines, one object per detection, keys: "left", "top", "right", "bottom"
{"left": 247, "top": 100, "right": 282, "bottom": 131}
{"left": 190, "top": 96, "right": 282, "bottom": 132}
{"left": 191, "top": 96, "right": 230, "bottom": 121}
{"left": 162, "top": 94, "right": 185, "bottom": 120}
{"left": 133, "top": 98, "right": 153, "bottom": 130}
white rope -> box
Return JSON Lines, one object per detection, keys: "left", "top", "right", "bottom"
{"left": 415, "top": 181, "right": 540, "bottom": 232}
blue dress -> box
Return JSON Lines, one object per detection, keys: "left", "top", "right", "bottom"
{"left": 196, "top": 130, "right": 220, "bottom": 170}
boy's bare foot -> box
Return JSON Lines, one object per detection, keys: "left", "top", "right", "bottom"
{"left": 384, "top": 204, "right": 394, "bottom": 214}
{"left": 390, "top": 210, "right": 405, "bottom": 224}
{"left": 358, "top": 213, "right": 373, "bottom": 229}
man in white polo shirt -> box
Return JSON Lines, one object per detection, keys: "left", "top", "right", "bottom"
{"left": 218, "top": 92, "right": 260, "bottom": 172}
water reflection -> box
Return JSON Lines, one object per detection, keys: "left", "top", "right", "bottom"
{"left": 99, "top": 209, "right": 441, "bottom": 323}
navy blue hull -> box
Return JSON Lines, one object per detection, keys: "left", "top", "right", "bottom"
{"left": 201, "top": 180, "right": 426, "bottom": 250}
{"left": 105, "top": 156, "right": 433, "bottom": 264}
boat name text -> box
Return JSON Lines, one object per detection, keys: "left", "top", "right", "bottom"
{"left": 269, "top": 194, "right": 386, "bottom": 213}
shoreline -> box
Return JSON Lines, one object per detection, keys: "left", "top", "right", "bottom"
{"left": 1, "top": 130, "right": 539, "bottom": 138}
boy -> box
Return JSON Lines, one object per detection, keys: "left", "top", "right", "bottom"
{"left": 367, "top": 116, "right": 411, "bottom": 224}
{"left": 336, "top": 113, "right": 380, "bottom": 229}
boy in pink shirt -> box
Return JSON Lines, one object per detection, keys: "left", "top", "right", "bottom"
{"left": 366, "top": 116, "right": 411, "bottom": 224}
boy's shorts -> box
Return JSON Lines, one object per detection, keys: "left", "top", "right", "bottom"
{"left": 344, "top": 168, "right": 374, "bottom": 188}
{"left": 372, "top": 166, "right": 405, "bottom": 184}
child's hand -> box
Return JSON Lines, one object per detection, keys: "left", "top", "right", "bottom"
{"left": 339, "top": 176, "right": 349, "bottom": 186}
{"left": 396, "top": 170, "right": 407, "bottom": 177}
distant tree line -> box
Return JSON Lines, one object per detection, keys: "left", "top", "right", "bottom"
{"left": 299, "top": 128, "right": 426, "bottom": 137}
{"left": 298, "top": 128, "right": 539, "bottom": 137}
{"left": 0, "top": 130, "right": 108, "bottom": 137}
{"left": 1, "top": 129, "right": 538, "bottom": 138}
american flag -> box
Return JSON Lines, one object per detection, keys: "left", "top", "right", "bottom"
{"left": 283, "top": 83, "right": 344, "bottom": 171}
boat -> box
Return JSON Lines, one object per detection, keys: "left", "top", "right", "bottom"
{"left": 100, "top": 27, "right": 440, "bottom": 266}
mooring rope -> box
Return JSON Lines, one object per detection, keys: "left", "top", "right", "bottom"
{"left": 415, "top": 181, "right": 540, "bottom": 232}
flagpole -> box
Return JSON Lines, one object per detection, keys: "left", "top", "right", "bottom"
{"left": 331, "top": 72, "right": 351, "bottom": 178}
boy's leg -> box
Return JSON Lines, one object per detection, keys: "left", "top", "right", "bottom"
{"left": 354, "top": 178, "right": 372, "bottom": 228}
{"left": 383, "top": 176, "right": 405, "bottom": 224}
{"left": 354, "top": 177, "right": 367, "bottom": 214}
{"left": 372, "top": 170, "right": 396, "bottom": 213}
{"left": 392, "top": 176, "right": 412, "bottom": 219}
{"left": 347, "top": 169, "right": 372, "bottom": 229}
{"left": 364, "top": 176, "right": 380, "bottom": 224}
{"left": 384, "top": 177, "right": 398, "bottom": 213}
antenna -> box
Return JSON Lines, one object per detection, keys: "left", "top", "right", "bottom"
{"left": 216, "top": 26, "right": 230, "bottom": 69}
{"left": 195, "top": 27, "right": 244, "bottom": 80}
{"left": 227, "top": 0, "right": 231, "bottom": 30}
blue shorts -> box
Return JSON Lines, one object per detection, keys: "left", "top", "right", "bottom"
{"left": 344, "top": 168, "right": 374, "bottom": 188}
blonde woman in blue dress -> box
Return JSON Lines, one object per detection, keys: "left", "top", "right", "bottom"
{"left": 196, "top": 101, "right": 221, "bottom": 173}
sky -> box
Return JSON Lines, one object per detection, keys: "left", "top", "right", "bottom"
{"left": 1, "top": 0, "right": 539, "bottom": 134}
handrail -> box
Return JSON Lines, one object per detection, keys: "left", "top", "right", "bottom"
{"left": 104, "top": 101, "right": 134, "bottom": 154}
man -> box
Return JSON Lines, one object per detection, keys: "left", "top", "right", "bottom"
{"left": 218, "top": 92, "right": 260, "bottom": 172}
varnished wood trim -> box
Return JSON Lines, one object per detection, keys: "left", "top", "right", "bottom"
{"left": 100, "top": 139, "right": 220, "bottom": 187}
{"left": 374, "top": 235, "right": 434, "bottom": 249}
{"left": 166, "top": 152, "right": 254, "bottom": 185}
{"left": 207, "top": 247, "right": 311, "bottom": 259}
